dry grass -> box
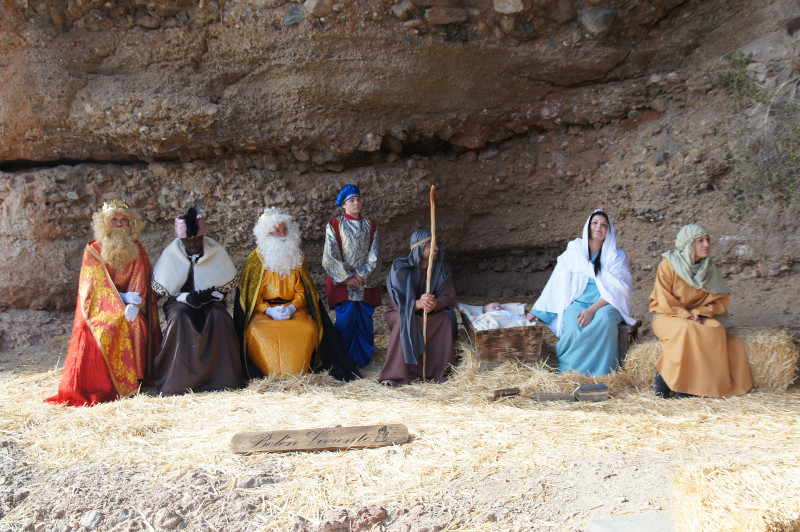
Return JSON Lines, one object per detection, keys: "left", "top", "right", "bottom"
{"left": 0, "top": 331, "right": 798, "bottom": 530}
{"left": 622, "top": 327, "right": 799, "bottom": 391}
{"left": 672, "top": 459, "right": 800, "bottom": 532}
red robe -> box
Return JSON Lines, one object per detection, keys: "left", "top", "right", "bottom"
{"left": 47, "top": 241, "right": 161, "bottom": 406}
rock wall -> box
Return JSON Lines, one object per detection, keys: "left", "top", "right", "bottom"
{"left": 2, "top": 0, "right": 800, "bottom": 341}
{"left": 1, "top": 0, "right": 687, "bottom": 163}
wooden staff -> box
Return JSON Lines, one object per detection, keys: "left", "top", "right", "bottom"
{"left": 422, "top": 185, "right": 436, "bottom": 380}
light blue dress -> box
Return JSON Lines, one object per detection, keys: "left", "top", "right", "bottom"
{"left": 533, "top": 279, "right": 623, "bottom": 376}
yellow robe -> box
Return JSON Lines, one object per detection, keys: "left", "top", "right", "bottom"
{"left": 649, "top": 259, "right": 753, "bottom": 397}
{"left": 245, "top": 270, "right": 319, "bottom": 376}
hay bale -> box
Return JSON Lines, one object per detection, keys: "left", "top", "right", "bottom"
{"left": 671, "top": 459, "right": 800, "bottom": 531}
{"left": 622, "top": 328, "right": 798, "bottom": 391}
{"left": 621, "top": 339, "right": 661, "bottom": 391}
{"left": 740, "top": 328, "right": 799, "bottom": 392}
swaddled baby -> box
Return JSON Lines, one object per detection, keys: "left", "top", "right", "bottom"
{"left": 470, "top": 302, "right": 534, "bottom": 331}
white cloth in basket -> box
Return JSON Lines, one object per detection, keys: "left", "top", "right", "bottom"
{"left": 458, "top": 303, "right": 534, "bottom": 331}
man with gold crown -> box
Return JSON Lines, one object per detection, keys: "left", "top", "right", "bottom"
{"left": 234, "top": 207, "right": 360, "bottom": 381}
{"left": 151, "top": 207, "right": 242, "bottom": 395}
{"left": 47, "top": 201, "right": 161, "bottom": 406}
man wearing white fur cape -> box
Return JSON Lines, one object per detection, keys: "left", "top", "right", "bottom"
{"left": 528, "top": 210, "right": 636, "bottom": 376}
{"left": 151, "top": 208, "right": 243, "bottom": 395}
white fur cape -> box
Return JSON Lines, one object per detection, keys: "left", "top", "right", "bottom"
{"left": 153, "top": 237, "right": 237, "bottom": 296}
{"left": 531, "top": 211, "right": 636, "bottom": 337}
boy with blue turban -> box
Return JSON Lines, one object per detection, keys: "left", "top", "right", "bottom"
{"left": 322, "top": 184, "right": 381, "bottom": 366}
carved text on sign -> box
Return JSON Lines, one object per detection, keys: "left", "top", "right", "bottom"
{"left": 231, "top": 424, "right": 409, "bottom": 454}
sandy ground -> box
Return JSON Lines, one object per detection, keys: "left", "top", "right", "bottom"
{"left": 0, "top": 309, "right": 798, "bottom": 531}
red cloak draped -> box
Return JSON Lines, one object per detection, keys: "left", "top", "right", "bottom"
{"left": 47, "top": 241, "right": 161, "bottom": 406}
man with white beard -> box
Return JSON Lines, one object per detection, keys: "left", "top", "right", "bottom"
{"left": 47, "top": 201, "right": 161, "bottom": 406}
{"left": 234, "top": 207, "right": 360, "bottom": 381}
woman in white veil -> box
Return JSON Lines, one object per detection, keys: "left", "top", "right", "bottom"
{"left": 527, "top": 210, "right": 636, "bottom": 375}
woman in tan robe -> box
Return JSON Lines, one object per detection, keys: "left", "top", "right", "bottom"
{"left": 649, "top": 224, "right": 753, "bottom": 398}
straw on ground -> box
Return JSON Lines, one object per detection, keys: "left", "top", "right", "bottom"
{"left": 0, "top": 329, "right": 797, "bottom": 531}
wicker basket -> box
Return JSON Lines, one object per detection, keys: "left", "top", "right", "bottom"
{"left": 459, "top": 310, "right": 543, "bottom": 371}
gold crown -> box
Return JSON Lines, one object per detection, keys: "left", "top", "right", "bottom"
{"left": 101, "top": 200, "right": 129, "bottom": 212}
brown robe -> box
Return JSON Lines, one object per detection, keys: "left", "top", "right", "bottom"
{"left": 154, "top": 299, "right": 242, "bottom": 395}
{"left": 379, "top": 280, "right": 457, "bottom": 385}
{"left": 153, "top": 256, "right": 241, "bottom": 396}
{"left": 649, "top": 259, "right": 753, "bottom": 397}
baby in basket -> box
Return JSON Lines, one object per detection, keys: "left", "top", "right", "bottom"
{"left": 470, "top": 302, "right": 535, "bottom": 331}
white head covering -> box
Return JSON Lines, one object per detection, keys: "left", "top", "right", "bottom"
{"left": 532, "top": 210, "right": 636, "bottom": 336}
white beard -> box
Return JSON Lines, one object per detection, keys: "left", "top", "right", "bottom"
{"left": 256, "top": 230, "right": 303, "bottom": 278}
{"left": 100, "top": 227, "right": 139, "bottom": 270}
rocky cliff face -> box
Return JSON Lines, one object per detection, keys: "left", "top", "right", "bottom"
{"left": 0, "top": 0, "right": 687, "bottom": 163}
{"left": 2, "top": 0, "right": 799, "bottom": 346}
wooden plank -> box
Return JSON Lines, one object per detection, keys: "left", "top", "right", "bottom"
{"left": 231, "top": 424, "right": 408, "bottom": 454}
{"left": 475, "top": 328, "right": 542, "bottom": 364}
{"left": 492, "top": 387, "right": 521, "bottom": 400}
{"left": 577, "top": 390, "right": 609, "bottom": 402}
{"left": 459, "top": 310, "right": 477, "bottom": 344}
{"left": 573, "top": 383, "right": 609, "bottom": 402}
{"left": 535, "top": 393, "right": 576, "bottom": 402}
{"left": 618, "top": 319, "right": 642, "bottom": 363}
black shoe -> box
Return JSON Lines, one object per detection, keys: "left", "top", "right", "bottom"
{"left": 654, "top": 374, "right": 672, "bottom": 398}
{"left": 673, "top": 392, "right": 693, "bottom": 399}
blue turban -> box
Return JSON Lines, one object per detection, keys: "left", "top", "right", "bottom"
{"left": 336, "top": 184, "right": 361, "bottom": 207}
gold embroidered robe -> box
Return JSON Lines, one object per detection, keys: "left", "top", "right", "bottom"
{"left": 47, "top": 241, "right": 160, "bottom": 406}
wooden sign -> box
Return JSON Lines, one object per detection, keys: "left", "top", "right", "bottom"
{"left": 231, "top": 424, "right": 409, "bottom": 454}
